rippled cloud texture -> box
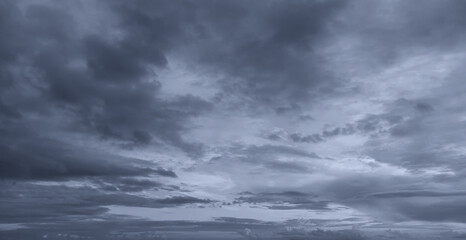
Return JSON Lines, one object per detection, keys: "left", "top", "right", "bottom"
{"left": 2, "top": 0, "right": 466, "bottom": 239}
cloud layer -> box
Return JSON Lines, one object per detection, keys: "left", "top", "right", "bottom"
{"left": 2, "top": 0, "right": 466, "bottom": 239}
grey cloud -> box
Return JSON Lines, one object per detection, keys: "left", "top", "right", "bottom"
{"left": 265, "top": 132, "right": 285, "bottom": 141}
{"left": 92, "top": 169, "right": 179, "bottom": 193}
{"left": 274, "top": 104, "right": 300, "bottom": 115}
{"left": 0, "top": 182, "right": 212, "bottom": 224}
{"left": 155, "top": 196, "right": 212, "bottom": 205}
{"left": 192, "top": 0, "right": 348, "bottom": 107}
{"left": 415, "top": 103, "right": 434, "bottom": 112}
{"left": 241, "top": 144, "right": 320, "bottom": 159}
{"left": 0, "top": 0, "right": 211, "bottom": 160}
{"left": 209, "top": 144, "right": 321, "bottom": 168}
{"left": 289, "top": 133, "right": 324, "bottom": 143}
{"left": 84, "top": 36, "right": 166, "bottom": 82}
{"left": 153, "top": 168, "right": 178, "bottom": 178}
{"left": 0, "top": 142, "right": 152, "bottom": 180}
{"left": 214, "top": 217, "right": 269, "bottom": 225}
{"left": 1, "top": 220, "right": 460, "bottom": 240}
{"left": 318, "top": 175, "right": 466, "bottom": 223}
{"left": 363, "top": 95, "right": 466, "bottom": 172}
{"left": 366, "top": 197, "right": 466, "bottom": 223}
{"left": 213, "top": 144, "right": 321, "bottom": 173}
{"left": 313, "top": 173, "right": 419, "bottom": 203}
{"left": 389, "top": 118, "right": 422, "bottom": 137}
{"left": 367, "top": 190, "right": 466, "bottom": 199}
{"left": 236, "top": 191, "right": 316, "bottom": 203}
{"left": 93, "top": 177, "right": 164, "bottom": 192}
{"left": 339, "top": 0, "right": 466, "bottom": 69}
{"left": 235, "top": 191, "right": 329, "bottom": 210}
{"left": 298, "top": 114, "right": 315, "bottom": 121}
{"left": 279, "top": 116, "right": 386, "bottom": 144}
{"left": 0, "top": 128, "right": 174, "bottom": 180}
{"left": 267, "top": 203, "right": 329, "bottom": 210}
{"left": 4, "top": 0, "right": 466, "bottom": 237}
{"left": 0, "top": 97, "right": 22, "bottom": 119}
{"left": 0, "top": 1, "right": 26, "bottom": 66}
{"left": 2, "top": 180, "right": 463, "bottom": 239}
{"left": 86, "top": 194, "right": 212, "bottom": 208}
{"left": 279, "top": 99, "right": 432, "bottom": 144}
{"left": 0, "top": 183, "right": 109, "bottom": 224}
{"left": 278, "top": 228, "right": 368, "bottom": 240}
{"left": 0, "top": 217, "right": 281, "bottom": 240}
{"left": 263, "top": 161, "right": 313, "bottom": 174}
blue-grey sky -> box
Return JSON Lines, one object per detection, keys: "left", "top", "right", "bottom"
{"left": 2, "top": 0, "right": 466, "bottom": 239}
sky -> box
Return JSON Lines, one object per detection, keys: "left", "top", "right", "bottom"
{"left": 2, "top": 0, "right": 466, "bottom": 239}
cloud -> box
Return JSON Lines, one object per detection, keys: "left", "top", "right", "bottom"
{"left": 336, "top": 0, "right": 466, "bottom": 69}
{"left": 367, "top": 190, "right": 466, "bottom": 199}
{"left": 190, "top": 0, "right": 348, "bottom": 107}
{"left": 4, "top": 0, "right": 466, "bottom": 238}
{"left": 0, "top": 182, "right": 212, "bottom": 224}
{"left": 366, "top": 197, "right": 466, "bottom": 223}
{"left": 0, "top": 130, "right": 175, "bottom": 180}
{"left": 269, "top": 112, "right": 402, "bottom": 144}
{"left": 235, "top": 191, "right": 329, "bottom": 210}
{"left": 350, "top": 190, "right": 466, "bottom": 223}
{"left": 93, "top": 177, "right": 164, "bottom": 192}
{"left": 0, "top": 0, "right": 212, "bottom": 160}
{"left": 209, "top": 144, "right": 321, "bottom": 173}
{"left": 240, "top": 144, "right": 320, "bottom": 159}
{"left": 278, "top": 228, "right": 368, "bottom": 240}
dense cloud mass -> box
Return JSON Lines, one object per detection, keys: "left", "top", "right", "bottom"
{"left": 2, "top": 0, "right": 466, "bottom": 239}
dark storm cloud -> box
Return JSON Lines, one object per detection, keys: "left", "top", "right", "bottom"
{"left": 4, "top": 0, "right": 466, "bottom": 238}
{"left": 0, "top": 183, "right": 108, "bottom": 224}
{"left": 191, "top": 0, "right": 348, "bottom": 107}
{"left": 0, "top": 140, "right": 146, "bottom": 180}
{"left": 0, "top": 182, "right": 212, "bottom": 224}
{"left": 92, "top": 0, "right": 348, "bottom": 108}
{"left": 0, "top": 1, "right": 26, "bottom": 122}
{"left": 0, "top": 1, "right": 25, "bottom": 67}
{"left": 0, "top": 0, "right": 211, "bottom": 163}
{"left": 0, "top": 0, "right": 347, "bottom": 182}
{"left": 0, "top": 126, "right": 178, "bottom": 180}
{"left": 0, "top": 100, "right": 21, "bottom": 119}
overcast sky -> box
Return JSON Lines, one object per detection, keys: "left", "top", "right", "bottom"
{"left": 2, "top": 0, "right": 466, "bottom": 239}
